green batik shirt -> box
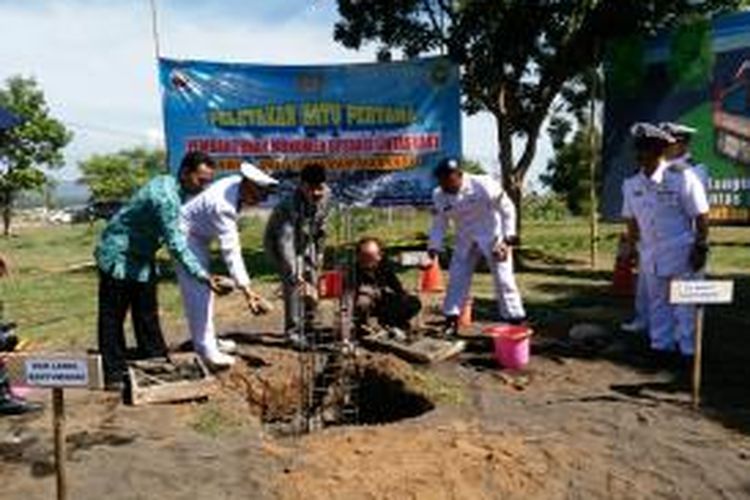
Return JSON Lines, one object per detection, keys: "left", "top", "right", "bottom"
{"left": 94, "top": 175, "right": 209, "bottom": 283}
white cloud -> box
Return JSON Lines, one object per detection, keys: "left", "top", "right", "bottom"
{"left": 0, "top": 1, "right": 550, "bottom": 186}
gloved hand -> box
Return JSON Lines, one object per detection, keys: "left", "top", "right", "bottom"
{"left": 689, "top": 242, "right": 709, "bottom": 272}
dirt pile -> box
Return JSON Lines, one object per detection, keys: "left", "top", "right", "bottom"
{"left": 274, "top": 422, "right": 558, "bottom": 500}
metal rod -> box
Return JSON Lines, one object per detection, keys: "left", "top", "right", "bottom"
{"left": 53, "top": 387, "right": 67, "bottom": 500}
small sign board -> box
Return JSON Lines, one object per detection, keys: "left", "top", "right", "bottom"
{"left": 399, "top": 251, "right": 429, "bottom": 267}
{"left": 21, "top": 354, "right": 103, "bottom": 389}
{"left": 670, "top": 280, "right": 734, "bottom": 305}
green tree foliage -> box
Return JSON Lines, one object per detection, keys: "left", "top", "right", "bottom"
{"left": 332, "top": 0, "right": 741, "bottom": 231}
{"left": 669, "top": 15, "right": 714, "bottom": 89}
{"left": 542, "top": 119, "right": 601, "bottom": 216}
{"left": 460, "top": 158, "right": 486, "bottom": 175}
{"left": 79, "top": 147, "right": 165, "bottom": 202}
{"left": 0, "top": 76, "right": 72, "bottom": 235}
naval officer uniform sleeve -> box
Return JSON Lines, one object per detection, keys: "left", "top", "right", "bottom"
{"left": 214, "top": 203, "right": 251, "bottom": 288}
{"left": 680, "top": 169, "right": 710, "bottom": 218}
{"left": 482, "top": 176, "right": 517, "bottom": 239}
{"left": 428, "top": 188, "right": 448, "bottom": 253}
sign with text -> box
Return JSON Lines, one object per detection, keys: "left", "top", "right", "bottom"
{"left": 159, "top": 57, "right": 461, "bottom": 206}
{"left": 20, "top": 355, "right": 103, "bottom": 389}
{"left": 670, "top": 280, "right": 735, "bottom": 305}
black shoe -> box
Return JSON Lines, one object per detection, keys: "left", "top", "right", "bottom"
{"left": 0, "top": 394, "right": 43, "bottom": 416}
{"left": 441, "top": 316, "right": 459, "bottom": 339}
{"left": 104, "top": 371, "right": 126, "bottom": 393}
{"left": 104, "top": 380, "right": 126, "bottom": 393}
{"left": 0, "top": 332, "right": 18, "bottom": 352}
{"left": 645, "top": 349, "right": 680, "bottom": 370}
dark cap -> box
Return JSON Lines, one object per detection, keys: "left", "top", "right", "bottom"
{"left": 300, "top": 163, "right": 326, "bottom": 185}
{"left": 433, "top": 157, "right": 461, "bottom": 178}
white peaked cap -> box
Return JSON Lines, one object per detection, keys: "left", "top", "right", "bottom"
{"left": 240, "top": 162, "right": 278, "bottom": 188}
{"left": 630, "top": 122, "right": 676, "bottom": 143}
{"left": 659, "top": 122, "right": 698, "bottom": 137}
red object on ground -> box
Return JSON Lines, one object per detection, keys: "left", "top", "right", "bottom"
{"left": 483, "top": 325, "right": 533, "bottom": 370}
{"left": 612, "top": 258, "right": 635, "bottom": 296}
{"left": 420, "top": 260, "right": 444, "bottom": 293}
{"left": 318, "top": 270, "right": 344, "bottom": 299}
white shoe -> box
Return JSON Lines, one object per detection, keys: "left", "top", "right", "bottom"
{"left": 620, "top": 319, "right": 646, "bottom": 333}
{"left": 201, "top": 351, "right": 236, "bottom": 369}
{"left": 217, "top": 338, "right": 237, "bottom": 354}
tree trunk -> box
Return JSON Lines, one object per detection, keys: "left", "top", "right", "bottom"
{"left": 1, "top": 191, "right": 12, "bottom": 237}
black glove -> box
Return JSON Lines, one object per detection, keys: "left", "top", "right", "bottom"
{"left": 689, "top": 242, "right": 709, "bottom": 272}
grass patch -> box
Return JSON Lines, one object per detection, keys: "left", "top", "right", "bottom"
{"left": 0, "top": 214, "right": 747, "bottom": 352}
{"left": 190, "top": 401, "right": 245, "bottom": 438}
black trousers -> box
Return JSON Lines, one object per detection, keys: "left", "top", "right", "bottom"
{"left": 97, "top": 272, "right": 167, "bottom": 383}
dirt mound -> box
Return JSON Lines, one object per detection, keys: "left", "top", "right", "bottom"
{"left": 275, "top": 423, "right": 556, "bottom": 500}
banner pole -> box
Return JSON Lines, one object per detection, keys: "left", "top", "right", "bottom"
{"left": 148, "top": 0, "right": 162, "bottom": 61}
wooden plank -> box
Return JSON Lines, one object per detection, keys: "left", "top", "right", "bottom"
{"left": 361, "top": 332, "right": 465, "bottom": 364}
{"left": 127, "top": 354, "right": 217, "bottom": 406}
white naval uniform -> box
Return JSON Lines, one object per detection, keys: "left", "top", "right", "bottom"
{"left": 631, "top": 154, "right": 710, "bottom": 331}
{"left": 428, "top": 174, "right": 525, "bottom": 320}
{"left": 621, "top": 163, "right": 709, "bottom": 355}
{"left": 176, "top": 175, "right": 251, "bottom": 358}
{"left": 670, "top": 153, "right": 710, "bottom": 192}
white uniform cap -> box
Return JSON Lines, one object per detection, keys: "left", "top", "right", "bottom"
{"left": 658, "top": 122, "right": 697, "bottom": 138}
{"left": 240, "top": 162, "right": 278, "bottom": 188}
{"left": 630, "top": 122, "right": 676, "bottom": 143}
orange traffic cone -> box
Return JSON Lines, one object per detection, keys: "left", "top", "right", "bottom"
{"left": 458, "top": 298, "right": 473, "bottom": 327}
{"left": 420, "top": 259, "right": 444, "bottom": 293}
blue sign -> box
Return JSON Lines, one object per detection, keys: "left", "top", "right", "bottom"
{"left": 159, "top": 57, "right": 462, "bottom": 206}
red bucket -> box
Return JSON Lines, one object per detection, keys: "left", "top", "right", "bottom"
{"left": 483, "top": 324, "right": 533, "bottom": 370}
{"left": 318, "top": 270, "right": 344, "bottom": 299}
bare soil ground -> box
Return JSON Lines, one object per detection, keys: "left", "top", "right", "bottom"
{"left": 2, "top": 287, "right": 750, "bottom": 500}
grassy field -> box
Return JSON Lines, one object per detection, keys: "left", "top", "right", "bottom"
{"left": 0, "top": 212, "right": 748, "bottom": 352}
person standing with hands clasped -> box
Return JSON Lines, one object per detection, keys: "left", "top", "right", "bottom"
{"left": 621, "top": 123, "right": 710, "bottom": 368}
{"left": 426, "top": 158, "right": 526, "bottom": 338}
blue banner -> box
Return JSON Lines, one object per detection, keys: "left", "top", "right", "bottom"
{"left": 159, "top": 57, "right": 461, "bottom": 206}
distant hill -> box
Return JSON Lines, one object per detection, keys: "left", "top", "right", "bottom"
{"left": 53, "top": 180, "right": 90, "bottom": 207}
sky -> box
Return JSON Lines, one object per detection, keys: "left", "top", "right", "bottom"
{"left": 0, "top": 0, "right": 551, "bottom": 188}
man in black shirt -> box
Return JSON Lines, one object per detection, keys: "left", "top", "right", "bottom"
{"left": 353, "top": 237, "right": 421, "bottom": 333}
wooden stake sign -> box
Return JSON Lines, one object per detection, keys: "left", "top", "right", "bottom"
{"left": 15, "top": 353, "right": 103, "bottom": 500}
{"left": 670, "top": 280, "right": 734, "bottom": 408}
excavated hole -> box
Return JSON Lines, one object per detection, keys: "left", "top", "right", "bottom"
{"left": 230, "top": 352, "right": 435, "bottom": 433}
{"left": 353, "top": 366, "right": 435, "bottom": 425}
